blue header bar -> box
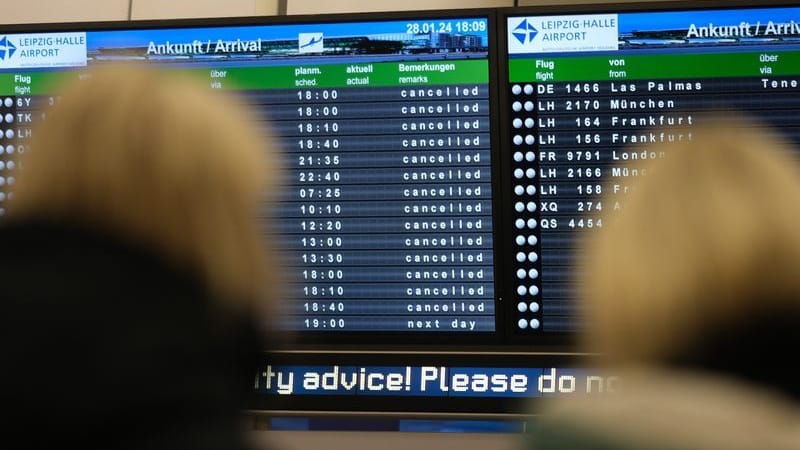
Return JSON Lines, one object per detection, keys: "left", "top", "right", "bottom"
{"left": 86, "top": 18, "right": 489, "bottom": 62}
{"left": 0, "top": 17, "right": 489, "bottom": 70}
{"left": 508, "top": 5, "right": 800, "bottom": 55}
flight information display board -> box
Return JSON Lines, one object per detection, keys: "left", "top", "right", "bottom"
{"left": 503, "top": 3, "right": 800, "bottom": 334}
{"left": 6, "top": 2, "right": 800, "bottom": 416}
{"left": 0, "top": 13, "right": 502, "bottom": 339}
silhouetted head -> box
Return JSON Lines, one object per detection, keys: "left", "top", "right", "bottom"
{"left": 581, "top": 117, "right": 800, "bottom": 374}
{"left": 11, "top": 65, "right": 278, "bottom": 310}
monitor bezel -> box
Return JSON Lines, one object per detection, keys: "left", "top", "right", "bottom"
{"left": 3, "top": 0, "right": 799, "bottom": 415}
{"left": 0, "top": 9, "right": 518, "bottom": 349}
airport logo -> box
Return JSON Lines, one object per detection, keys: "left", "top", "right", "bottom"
{"left": 0, "top": 37, "right": 17, "bottom": 60}
{"left": 0, "top": 32, "right": 87, "bottom": 69}
{"left": 512, "top": 19, "right": 539, "bottom": 45}
{"left": 298, "top": 32, "right": 324, "bottom": 54}
{"left": 508, "top": 14, "right": 619, "bottom": 54}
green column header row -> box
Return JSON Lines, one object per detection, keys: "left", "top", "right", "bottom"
{"left": 509, "top": 51, "right": 800, "bottom": 83}
{"left": 8, "top": 51, "right": 797, "bottom": 94}
{"left": 0, "top": 59, "right": 488, "bottom": 96}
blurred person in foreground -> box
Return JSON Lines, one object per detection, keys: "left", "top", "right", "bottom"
{"left": 0, "top": 66, "right": 277, "bottom": 449}
{"left": 530, "top": 117, "right": 800, "bottom": 450}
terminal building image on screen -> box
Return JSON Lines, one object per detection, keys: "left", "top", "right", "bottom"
{"left": 1, "top": 0, "right": 800, "bottom": 418}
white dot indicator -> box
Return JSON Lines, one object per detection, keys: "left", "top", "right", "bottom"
{"left": 527, "top": 202, "right": 537, "bottom": 212}
{"left": 0, "top": 192, "right": 5, "bottom": 201}
{"left": 528, "top": 268, "right": 539, "bottom": 279}
{"left": 4, "top": 113, "right": 12, "bottom": 123}
{"left": 513, "top": 168, "right": 524, "bottom": 179}
{"left": 4, "top": 98, "right": 12, "bottom": 108}
{"left": 0, "top": 208, "right": 5, "bottom": 216}
{"left": 5, "top": 129, "right": 13, "bottom": 139}
{"left": 515, "top": 219, "right": 525, "bottom": 230}
{"left": 517, "top": 285, "right": 527, "bottom": 295}
{"left": 0, "top": 177, "right": 5, "bottom": 186}
{"left": 524, "top": 101, "right": 534, "bottom": 111}
{"left": 516, "top": 268, "right": 527, "bottom": 279}
{"left": 513, "top": 135, "right": 523, "bottom": 146}
{"left": 518, "top": 318, "right": 528, "bottom": 329}
{"left": 514, "top": 185, "right": 524, "bottom": 196}
{"left": 526, "top": 185, "right": 536, "bottom": 195}
{"left": 0, "top": 162, "right": 4, "bottom": 170}
{"left": 525, "top": 168, "right": 536, "bottom": 178}
{"left": 525, "top": 135, "right": 535, "bottom": 145}
{"left": 525, "top": 152, "right": 535, "bottom": 162}
{"left": 512, "top": 118, "right": 523, "bottom": 128}
{"left": 515, "top": 202, "right": 525, "bottom": 212}
{"left": 529, "top": 285, "right": 540, "bottom": 296}
{"left": 528, "top": 235, "right": 538, "bottom": 245}
{"left": 516, "top": 252, "right": 526, "bottom": 262}
{"left": 515, "top": 235, "right": 526, "bottom": 246}
{"left": 513, "top": 152, "right": 524, "bottom": 162}
{"left": 512, "top": 101, "right": 522, "bottom": 112}
{"left": 527, "top": 219, "right": 537, "bottom": 229}
{"left": 517, "top": 302, "right": 528, "bottom": 313}
{"left": 523, "top": 84, "right": 534, "bottom": 95}
{"left": 6, "top": 145, "right": 14, "bottom": 154}
{"left": 7, "top": 177, "right": 14, "bottom": 185}
{"left": 511, "top": 84, "right": 522, "bottom": 95}
{"left": 524, "top": 118, "right": 535, "bottom": 128}
{"left": 529, "top": 302, "right": 540, "bottom": 313}
{"left": 530, "top": 319, "right": 541, "bottom": 329}
{"left": 528, "top": 252, "right": 539, "bottom": 262}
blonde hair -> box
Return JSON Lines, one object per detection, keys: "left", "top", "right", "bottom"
{"left": 10, "top": 66, "right": 276, "bottom": 310}
{"left": 582, "top": 117, "right": 800, "bottom": 365}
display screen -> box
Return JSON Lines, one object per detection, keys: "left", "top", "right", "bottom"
{"left": 0, "top": 14, "right": 499, "bottom": 339}
{"left": 262, "top": 19, "right": 495, "bottom": 334}
{"left": 3, "top": 1, "right": 800, "bottom": 415}
{"left": 504, "top": 3, "right": 800, "bottom": 334}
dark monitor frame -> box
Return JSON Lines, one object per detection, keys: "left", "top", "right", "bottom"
{"left": 3, "top": 0, "right": 799, "bottom": 416}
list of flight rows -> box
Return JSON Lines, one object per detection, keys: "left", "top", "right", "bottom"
{"left": 255, "top": 84, "right": 496, "bottom": 326}
{"left": 510, "top": 76, "right": 800, "bottom": 310}
{"left": 508, "top": 76, "right": 800, "bottom": 228}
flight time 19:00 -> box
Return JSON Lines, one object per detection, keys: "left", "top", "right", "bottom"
{"left": 405, "top": 20, "right": 486, "bottom": 34}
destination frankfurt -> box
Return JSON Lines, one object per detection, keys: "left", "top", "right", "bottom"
{"left": 610, "top": 114, "right": 693, "bottom": 127}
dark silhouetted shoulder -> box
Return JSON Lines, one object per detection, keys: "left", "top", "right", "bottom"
{"left": 0, "top": 221, "right": 262, "bottom": 450}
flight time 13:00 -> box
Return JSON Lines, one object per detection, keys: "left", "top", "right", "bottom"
{"left": 405, "top": 20, "right": 486, "bottom": 34}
